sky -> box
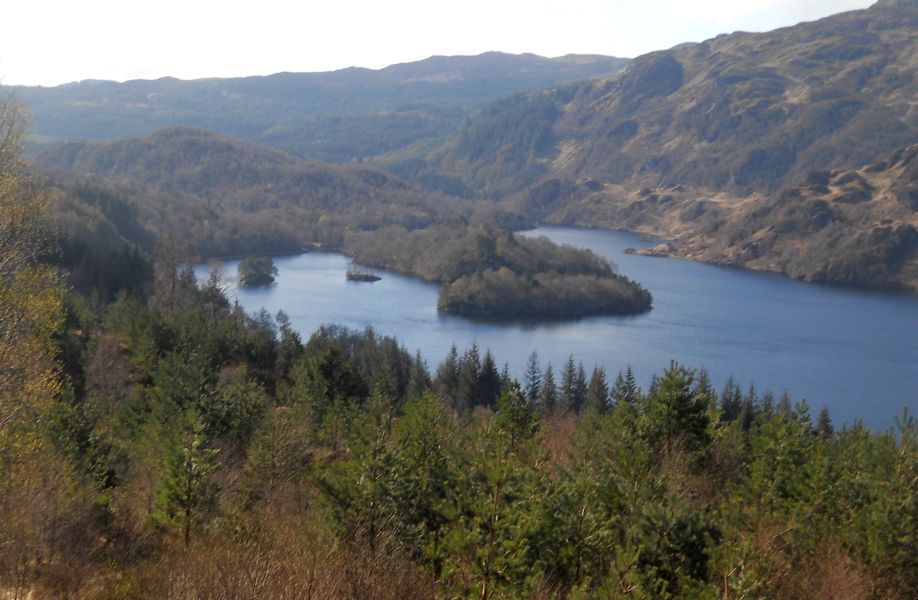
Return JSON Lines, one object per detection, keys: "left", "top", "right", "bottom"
{"left": 2, "top": 0, "right": 875, "bottom": 86}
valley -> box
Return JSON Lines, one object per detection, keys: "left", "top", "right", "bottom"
{"left": 3, "top": 1, "right": 918, "bottom": 598}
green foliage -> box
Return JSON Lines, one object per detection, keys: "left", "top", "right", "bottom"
{"left": 47, "top": 392, "right": 119, "bottom": 491}
{"left": 441, "top": 398, "right": 544, "bottom": 598}
{"left": 390, "top": 393, "right": 458, "bottom": 564}
{"left": 585, "top": 367, "right": 611, "bottom": 414}
{"left": 638, "top": 362, "right": 713, "bottom": 458}
{"left": 154, "top": 411, "right": 220, "bottom": 547}
{"left": 540, "top": 363, "right": 559, "bottom": 414}
{"left": 38, "top": 127, "right": 462, "bottom": 259}
{"left": 318, "top": 391, "right": 400, "bottom": 549}
{"left": 237, "top": 256, "right": 278, "bottom": 287}
{"left": 199, "top": 369, "right": 268, "bottom": 443}
{"left": 348, "top": 221, "right": 652, "bottom": 318}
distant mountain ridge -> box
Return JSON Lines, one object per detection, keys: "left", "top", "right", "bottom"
{"left": 14, "top": 52, "right": 630, "bottom": 163}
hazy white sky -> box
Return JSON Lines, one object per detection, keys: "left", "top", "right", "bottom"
{"left": 2, "top": 0, "right": 875, "bottom": 86}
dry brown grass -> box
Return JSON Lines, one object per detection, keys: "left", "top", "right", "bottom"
{"left": 540, "top": 413, "right": 578, "bottom": 471}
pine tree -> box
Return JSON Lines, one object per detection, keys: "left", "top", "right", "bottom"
{"left": 693, "top": 368, "right": 713, "bottom": 397}
{"left": 720, "top": 376, "right": 743, "bottom": 421}
{"left": 777, "top": 391, "right": 792, "bottom": 415}
{"left": 540, "top": 364, "right": 559, "bottom": 415}
{"left": 761, "top": 390, "right": 775, "bottom": 415}
{"left": 625, "top": 366, "right": 640, "bottom": 402}
{"left": 639, "top": 362, "right": 711, "bottom": 456}
{"left": 585, "top": 367, "right": 610, "bottom": 413}
{"left": 155, "top": 412, "right": 220, "bottom": 547}
{"left": 390, "top": 392, "right": 455, "bottom": 562}
{"left": 738, "top": 383, "right": 757, "bottom": 431}
{"left": 275, "top": 324, "right": 304, "bottom": 382}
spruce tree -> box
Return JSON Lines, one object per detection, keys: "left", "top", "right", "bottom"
{"left": 612, "top": 366, "right": 639, "bottom": 406}
{"left": 816, "top": 407, "right": 834, "bottom": 438}
{"left": 478, "top": 350, "right": 501, "bottom": 410}
{"left": 585, "top": 367, "right": 611, "bottom": 413}
{"left": 540, "top": 364, "right": 559, "bottom": 415}
{"left": 719, "top": 376, "right": 743, "bottom": 421}
{"left": 499, "top": 362, "right": 512, "bottom": 395}
{"left": 458, "top": 344, "right": 481, "bottom": 412}
{"left": 573, "top": 363, "right": 588, "bottom": 413}
{"left": 561, "top": 355, "right": 577, "bottom": 413}
{"left": 407, "top": 350, "right": 431, "bottom": 399}
{"left": 523, "top": 351, "right": 542, "bottom": 406}
{"left": 639, "top": 362, "right": 711, "bottom": 456}
{"left": 693, "top": 368, "right": 713, "bottom": 397}
{"left": 434, "top": 344, "right": 461, "bottom": 411}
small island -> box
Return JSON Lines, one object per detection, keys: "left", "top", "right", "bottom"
{"left": 237, "top": 256, "right": 278, "bottom": 287}
{"left": 346, "top": 265, "right": 381, "bottom": 282}
{"left": 344, "top": 223, "right": 652, "bottom": 319}
{"left": 437, "top": 268, "right": 651, "bottom": 318}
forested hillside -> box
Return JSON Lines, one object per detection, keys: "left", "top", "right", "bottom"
{"left": 402, "top": 0, "right": 918, "bottom": 290}
{"left": 15, "top": 52, "right": 629, "bottom": 163}
{"left": 37, "top": 127, "right": 462, "bottom": 257}
{"left": 36, "top": 127, "right": 649, "bottom": 318}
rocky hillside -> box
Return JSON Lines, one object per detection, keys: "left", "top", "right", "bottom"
{"left": 405, "top": 0, "right": 918, "bottom": 290}
{"left": 673, "top": 145, "right": 918, "bottom": 289}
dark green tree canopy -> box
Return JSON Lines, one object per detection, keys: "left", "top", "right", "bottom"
{"left": 237, "top": 256, "right": 278, "bottom": 287}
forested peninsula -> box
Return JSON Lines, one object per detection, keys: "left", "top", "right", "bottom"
{"left": 346, "top": 223, "right": 652, "bottom": 318}
{"left": 36, "top": 127, "right": 651, "bottom": 319}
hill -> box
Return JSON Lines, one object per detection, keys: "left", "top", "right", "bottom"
{"left": 14, "top": 52, "right": 629, "bottom": 163}
{"left": 403, "top": 0, "right": 918, "bottom": 289}
{"left": 38, "top": 128, "right": 648, "bottom": 318}
{"left": 37, "top": 127, "right": 461, "bottom": 257}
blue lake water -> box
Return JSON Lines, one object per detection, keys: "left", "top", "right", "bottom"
{"left": 197, "top": 226, "right": 918, "bottom": 429}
